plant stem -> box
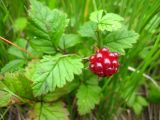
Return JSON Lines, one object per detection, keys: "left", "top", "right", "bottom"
{"left": 0, "top": 36, "right": 34, "bottom": 58}
{"left": 97, "top": 30, "right": 102, "bottom": 48}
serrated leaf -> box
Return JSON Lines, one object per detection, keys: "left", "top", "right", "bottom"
{"left": 104, "top": 29, "right": 139, "bottom": 54}
{"left": 28, "top": 0, "right": 69, "bottom": 54}
{"left": 0, "top": 81, "right": 22, "bottom": 107}
{"left": 89, "top": 10, "right": 124, "bottom": 31}
{"left": 1, "top": 59, "right": 26, "bottom": 73}
{"left": 78, "top": 21, "right": 97, "bottom": 40}
{"left": 3, "top": 73, "right": 33, "bottom": 99}
{"left": 59, "top": 34, "right": 81, "bottom": 49}
{"left": 89, "top": 10, "right": 104, "bottom": 23}
{"left": 32, "top": 54, "right": 84, "bottom": 96}
{"left": 0, "top": 81, "right": 12, "bottom": 107}
{"left": 76, "top": 84, "right": 101, "bottom": 115}
{"left": 28, "top": 102, "right": 69, "bottom": 120}
{"left": 0, "top": 90, "right": 12, "bottom": 107}
{"left": 43, "top": 80, "right": 79, "bottom": 102}
{"left": 25, "top": 60, "right": 39, "bottom": 80}
{"left": 98, "top": 13, "right": 124, "bottom": 31}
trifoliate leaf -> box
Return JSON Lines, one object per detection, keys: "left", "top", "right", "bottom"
{"left": 3, "top": 73, "right": 33, "bottom": 99}
{"left": 104, "top": 29, "right": 139, "bottom": 54}
{"left": 1, "top": 59, "right": 26, "bottom": 73}
{"left": 28, "top": 102, "right": 69, "bottom": 120}
{"left": 32, "top": 54, "right": 84, "bottom": 96}
{"left": 76, "top": 84, "right": 101, "bottom": 115}
{"left": 78, "top": 21, "right": 97, "bottom": 40}
{"left": 59, "top": 34, "right": 81, "bottom": 49}
{"left": 28, "top": 0, "right": 69, "bottom": 54}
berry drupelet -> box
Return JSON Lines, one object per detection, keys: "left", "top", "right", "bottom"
{"left": 89, "top": 48, "right": 119, "bottom": 77}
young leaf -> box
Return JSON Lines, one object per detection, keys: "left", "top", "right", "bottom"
{"left": 103, "top": 29, "right": 139, "bottom": 54}
{"left": 89, "top": 10, "right": 124, "bottom": 31}
{"left": 98, "top": 13, "right": 124, "bottom": 31}
{"left": 89, "top": 10, "right": 104, "bottom": 23}
{"left": 28, "top": 102, "right": 69, "bottom": 120}
{"left": 1, "top": 59, "right": 26, "bottom": 73}
{"left": 78, "top": 21, "right": 97, "bottom": 40}
{"left": 76, "top": 84, "right": 101, "bottom": 115}
{"left": 28, "top": 0, "right": 69, "bottom": 54}
{"left": 59, "top": 34, "right": 81, "bottom": 49}
{"left": 32, "top": 54, "right": 84, "bottom": 96}
{"left": 3, "top": 73, "right": 33, "bottom": 99}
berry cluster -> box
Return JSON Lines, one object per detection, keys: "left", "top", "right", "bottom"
{"left": 89, "top": 48, "right": 119, "bottom": 77}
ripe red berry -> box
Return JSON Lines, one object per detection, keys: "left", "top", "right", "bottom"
{"left": 89, "top": 48, "right": 120, "bottom": 77}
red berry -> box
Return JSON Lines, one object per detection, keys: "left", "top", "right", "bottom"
{"left": 89, "top": 48, "right": 119, "bottom": 77}
{"left": 94, "top": 62, "right": 103, "bottom": 71}
{"left": 112, "top": 60, "right": 119, "bottom": 67}
{"left": 89, "top": 55, "right": 96, "bottom": 63}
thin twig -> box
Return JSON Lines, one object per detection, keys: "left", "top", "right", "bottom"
{"left": 0, "top": 36, "right": 33, "bottom": 58}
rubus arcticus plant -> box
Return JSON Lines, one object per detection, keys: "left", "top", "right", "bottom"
{"left": 0, "top": 0, "right": 139, "bottom": 119}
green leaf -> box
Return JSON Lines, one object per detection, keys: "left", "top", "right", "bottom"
{"left": 43, "top": 80, "right": 79, "bottom": 102}
{"left": 78, "top": 21, "right": 97, "bottom": 40}
{"left": 0, "top": 81, "right": 12, "bottom": 107}
{"left": 137, "top": 96, "right": 148, "bottom": 106}
{"left": 25, "top": 60, "right": 39, "bottom": 80}
{"left": 104, "top": 29, "right": 139, "bottom": 54}
{"left": 13, "top": 17, "right": 27, "bottom": 31}
{"left": 29, "top": 102, "right": 69, "bottom": 120}
{"left": 3, "top": 73, "right": 33, "bottom": 99}
{"left": 32, "top": 54, "right": 84, "bottom": 96}
{"left": 8, "top": 38, "right": 29, "bottom": 59}
{"left": 89, "top": 10, "right": 104, "bottom": 23}
{"left": 1, "top": 59, "right": 26, "bottom": 73}
{"left": 98, "top": 13, "right": 124, "bottom": 31}
{"left": 59, "top": 34, "right": 81, "bottom": 49}
{"left": 0, "top": 81, "right": 22, "bottom": 107}
{"left": 8, "top": 38, "right": 38, "bottom": 59}
{"left": 89, "top": 10, "right": 124, "bottom": 31}
{"left": 0, "top": 90, "right": 12, "bottom": 107}
{"left": 76, "top": 84, "right": 101, "bottom": 115}
{"left": 28, "top": 0, "right": 69, "bottom": 54}
{"left": 148, "top": 84, "right": 160, "bottom": 103}
{"left": 133, "top": 102, "right": 142, "bottom": 115}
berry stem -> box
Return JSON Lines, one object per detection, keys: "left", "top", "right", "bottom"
{"left": 96, "top": 30, "right": 103, "bottom": 48}
{"left": 0, "top": 36, "right": 34, "bottom": 58}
